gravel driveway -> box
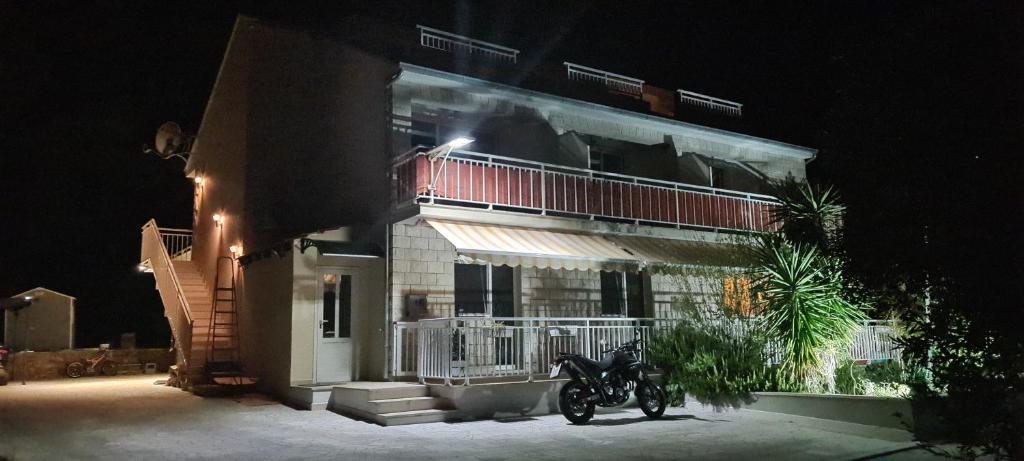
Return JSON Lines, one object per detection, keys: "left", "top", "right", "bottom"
{"left": 0, "top": 376, "right": 951, "bottom": 460}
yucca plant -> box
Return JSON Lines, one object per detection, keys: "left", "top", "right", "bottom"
{"left": 751, "top": 236, "right": 867, "bottom": 384}
{"left": 769, "top": 179, "right": 845, "bottom": 250}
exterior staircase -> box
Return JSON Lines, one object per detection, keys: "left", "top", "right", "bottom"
{"left": 329, "top": 383, "right": 458, "bottom": 426}
{"left": 140, "top": 219, "right": 238, "bottom": 386}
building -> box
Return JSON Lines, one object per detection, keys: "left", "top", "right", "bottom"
{"left": 3, "top": 287, "right": 75, "bottom": 351}
{"left": 138, "top": 16, "right": 892, "bottom": 424}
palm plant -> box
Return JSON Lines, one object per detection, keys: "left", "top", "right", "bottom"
{"left": 769, "top": 179, "right": 845, "bottom": 250}
{"left": 752, "top": 237, "right": 866, "bottom": 383}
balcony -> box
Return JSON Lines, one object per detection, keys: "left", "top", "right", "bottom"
{"left": 394, "top": 149, "right": 779, "bottom": 234}
{"left": 564, "top": 62, "right": 644, "bottom": 98}
{"left": 417, "top": 25, "right": 520, "bottom": 64}
{"left": 678, "top": 90, "right": 743, "bottom": 117}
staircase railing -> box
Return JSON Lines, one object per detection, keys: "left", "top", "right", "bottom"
{"left": 140, "top": 219, "right": 195, "bottom": 373}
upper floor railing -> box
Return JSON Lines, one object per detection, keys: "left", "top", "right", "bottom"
{"left": 158, "top": 227, "right": 193, "bottom": 261}
{"left": 394, "top": 149, "right": 779, "bottom": 233}
{"left": 564, "top": 62, "right": 644, "bottom": 98}
{"left": 678, "top": 90, "right": 743, "bottom": 117}
{"left": 417, "top": 25, "right": 520, "bottom": 64}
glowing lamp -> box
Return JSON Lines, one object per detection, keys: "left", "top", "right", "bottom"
{"left": 444, "top": 136, "right": 474, "bottom": 149}
{"left": 23, "top": 296, "right": 32, "bottom": 301}
{"left": 194, "top": 176, "right": 204, "bottom": 185}
{"left": 212, "top": 213, "right": 224, "bottom": 225}
{"left": 229, "top": 244, "right": 241, "bottom": 254}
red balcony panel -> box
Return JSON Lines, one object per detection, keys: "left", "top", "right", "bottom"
{"left": 395, "top": 152, "right": 779, "bottom": 233}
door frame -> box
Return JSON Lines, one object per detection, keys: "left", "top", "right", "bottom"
{"left": 313, "top": 266, "right": 357, "bottom": 384}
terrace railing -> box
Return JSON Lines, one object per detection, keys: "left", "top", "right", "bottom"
{"left": 417, "top": 25, "right": 520, "bottom": 64}
{"left": 678, "top": 90, "right": 744, "bottom": 117}
{"left": 564, "top": 62, "right": 644, "bottom": 98}
{"left": 392, "top": 316, "right": 902, "bottom": 384}
{"left": 394, "top": 149, "right": 779, "bottom": 233}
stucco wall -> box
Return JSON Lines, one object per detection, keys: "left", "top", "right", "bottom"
{"left": 237, "top": 250, "right": 294, "bottom": 397}
{"left": 4, "top": 293, "right": 73, "bottom": 351}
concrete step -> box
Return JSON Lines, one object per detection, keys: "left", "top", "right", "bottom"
{"left": 333, "top": 382, "right": 429, "bottom": 402}
{"left": 377, "top": 409, "right": 458, "bottom": 426}
{"left": 367, "top": 396, "right": 446, "bottom": 414}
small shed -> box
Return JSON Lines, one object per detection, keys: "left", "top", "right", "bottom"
{"left": 3, "top": 287, "right": 75, "bottom": 351}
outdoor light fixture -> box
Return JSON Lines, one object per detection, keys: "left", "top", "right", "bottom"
{"left": 23, "top": 296, "right": 31, "bottom": 301}
{"left": 427, "top": 137, "right": 474, "bottom": 191}
{"left": 229, "top": 244, "right": 241, "bottom": 255}
{"left": 212, "top": 213, "right": 224, "bottom": 226}
{"left": 137, "top": 264, "right": 146, "bottom": 272}
{"left": 194, "top": 176, "right": 204, "bottom": 185}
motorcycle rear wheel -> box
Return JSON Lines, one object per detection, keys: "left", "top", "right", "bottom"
{"left": 66, "top": 362, "right": 85, "bottom": 378}
{"left": 559, "top": 381, "right": 595, "bottom": 425}
{"left": 636, "top": 382, "right": 666, "bottom": 419}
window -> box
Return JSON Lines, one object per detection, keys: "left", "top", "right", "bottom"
{"left": 626, "top": 272, "right": 645, "bottom": 318}
{"left": 723, "top": 276, "right": 754, "bottom": 317}
{"left": 455, "top": 264, "right": 487, "bottom": 316}
{"left": 590, "top": 150, "right": 624, "bottom": 174}
{"left": 491, "top": 266, "right": 515, "bottom": 317}
{"left": 710, "top": 166, "right": 727, "bottom": 188}
{"left": 454, "top": 263, "right": 516, "bottom": 317}
{"left": 601, "top": 271, "right": 646, "bottom": 317}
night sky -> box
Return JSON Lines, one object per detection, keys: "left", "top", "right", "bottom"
{"left": 2, "top": 1, "right": 1021, "bottom": 348}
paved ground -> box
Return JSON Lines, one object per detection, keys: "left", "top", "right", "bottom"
{"left": 0, "top": 376, "right": 955, "bottom": 460}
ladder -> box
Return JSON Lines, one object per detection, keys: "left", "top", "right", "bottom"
{"left": 205, "top": 256, "right": 241, "bottom": 382}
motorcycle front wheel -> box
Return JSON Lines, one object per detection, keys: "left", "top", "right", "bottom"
{"left": 559, "top": 381, "right": 595, "bottom": 425}
{"left": 636, "top": 382, "right": 666, "bottom": 419}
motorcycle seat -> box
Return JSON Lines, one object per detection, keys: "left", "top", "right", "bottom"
{"left": 580, "top": 354, "right": 616, "bottom": 371}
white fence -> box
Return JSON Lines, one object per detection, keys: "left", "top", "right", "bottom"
{"left": 564, "top": 62, "right": 644, "bottom": 97}
{"left": 417, "top": 25, "right": 519, "bottom": 64}
{"left": 393, "top": 317, "right": 902, "bottom": 384}
{"left": 677, "top": 89, "right": 743, "bottom": 117}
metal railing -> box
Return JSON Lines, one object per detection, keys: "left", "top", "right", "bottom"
{"left": 393, "top": 316, "right": 902, "bottom": 384}
{"left": 677, "top": 90, "right": 743, "bottom": 117}
{"left": 849, "top": 320, "right": 902, "bottom": 362}
{"left": 140, "top": 220, "right": 195, "bottom": 372}
{"left": 158, "top": 227, "right": 192, "bottom": 261}
{"left": 417, "top": 25, "right": 520, "bottom": 64}
{"left": 394, "top": 149, "right": 779, "bottom": 233}
{"left": 564, "top": 62, "right": 644, "bottom": 97}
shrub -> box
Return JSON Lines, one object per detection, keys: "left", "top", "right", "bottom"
{"left": 648, "top": 319, "right": 800, "bottom": 409}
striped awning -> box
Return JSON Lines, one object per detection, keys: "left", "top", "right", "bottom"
{"left": 426, "top": 220, "right": 641, "bottom": 271}
{"left": 604, "top": 235, "right": 744, "bottom": 268}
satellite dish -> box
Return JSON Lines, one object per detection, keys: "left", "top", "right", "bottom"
{"left": 152, "top": 122, "right": 192, "bottom": 159}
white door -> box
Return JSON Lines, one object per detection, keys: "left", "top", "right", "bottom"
{"left": 315, "top": 270, "right": 354, "bottom": 383}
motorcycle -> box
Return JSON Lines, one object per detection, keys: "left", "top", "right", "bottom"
{"left": 549, "top": 337, "right": 667, "bottom": 424}
{"left": 0, "top": 344, "right": 10, "bottom": 385}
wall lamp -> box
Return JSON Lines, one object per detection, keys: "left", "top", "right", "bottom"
{"left": 212, "top": 213, "right": 224, "bottom": 227}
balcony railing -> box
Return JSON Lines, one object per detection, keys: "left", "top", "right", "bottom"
{"left": 392, "top": 317, "right": 902, "bottom": 384}
{"left": 564, "top": 62, "right": 644, "bottom": 98}
{"left": 417, "top": 25, "right": 520, "bottom": 64}
{"left": 394, "top": 149, "right": 779, "bottom": 233}
{"left": 678, "top": 90, "right": 743, "bottom": 117}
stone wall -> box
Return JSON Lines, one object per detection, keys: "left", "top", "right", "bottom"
{"left": 520, "top": 267, "right": 602, "bottom": 317}
{"left": 6, "top": 348, "right": 174, "bottom": 381}
{"left": 390, "top": 222, "right": 457, "bottom": 321}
